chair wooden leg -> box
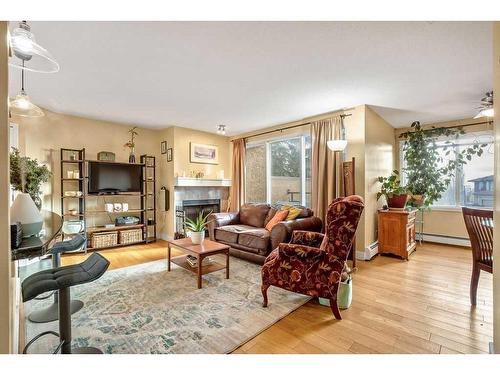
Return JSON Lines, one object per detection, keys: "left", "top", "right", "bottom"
{"left": 330, "top": 297, "right": 342, "bottom": 320}
{"left": 261, "top": 285, "right": 269, "bottom": 307}
{"left": 470, "top": 265, "right": 480, "bottom": 306}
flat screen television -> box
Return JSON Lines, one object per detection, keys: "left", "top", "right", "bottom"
{"left": 88, "top": 161, "right": 142, "bottom": 194}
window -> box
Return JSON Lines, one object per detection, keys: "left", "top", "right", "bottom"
{"left": 400, "top": 131, "right": 494, "bottom": 208}
{"left": 245, "top": 134, "right": 311, "bottom": 207}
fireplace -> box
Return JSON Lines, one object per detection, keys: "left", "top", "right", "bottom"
{"left": 175, "top": 199, "right": 221, "bottom": 238}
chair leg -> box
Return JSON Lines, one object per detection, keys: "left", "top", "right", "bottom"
{"left": 470, "top": 265, "right": 480, "bottom": 306}
{"left": 329, "top": 297, "right": 342, "bottom": 320}
{"left": 261, "top": 285, "right": 269, "bottom": 307}
{"left": 59, "top": 287, "right": 72, "bottom": 354}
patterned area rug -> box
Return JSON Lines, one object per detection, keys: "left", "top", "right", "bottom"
{"left": 25, "top": 255, "right": 310, "bottom": 354}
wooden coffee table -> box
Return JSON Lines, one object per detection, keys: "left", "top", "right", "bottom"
{"left": 166, "top": 238, "right": 230, "bottom": 289}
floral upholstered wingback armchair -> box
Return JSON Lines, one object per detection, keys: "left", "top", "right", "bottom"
{"left": 261, "top": 195, "right": 364, "bottom": 320}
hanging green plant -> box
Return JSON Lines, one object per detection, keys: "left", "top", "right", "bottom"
{"left": 399, "top": 121, "right": 488, "bottom": 208}
{"left": 10, "top": 148, "right": 52, "bottom": 209}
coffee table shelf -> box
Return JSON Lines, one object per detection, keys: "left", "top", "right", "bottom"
{"left": 171, "top": 255, "right": 226, "bottom": 275}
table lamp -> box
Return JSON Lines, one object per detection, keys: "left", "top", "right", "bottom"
{"left": 10, "top": 192, "right": 43, "bottom": 237}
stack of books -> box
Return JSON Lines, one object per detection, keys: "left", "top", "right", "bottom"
{"left": 186, "top": 255, "right": 213, "bottom": 268}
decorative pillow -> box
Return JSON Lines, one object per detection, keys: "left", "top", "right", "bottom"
{"left": 265, "top": 209, "right": 289, "bottom": 231}
{"left": 282, "top": 205, "right": 302, "bottom": 221}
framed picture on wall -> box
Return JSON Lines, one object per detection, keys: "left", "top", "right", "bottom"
{"left": 161, "top": 141, "right": 167, "bottom": 154}
{"left": 190, "top": 142, "right": 219, "bottom": 164}
{"left": 167, "top": 148, "right": 173, "bottom": 162}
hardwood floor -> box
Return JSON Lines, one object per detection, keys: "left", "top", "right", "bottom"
{"left": 62, "top": 240, "right": 493, "bottom": 354}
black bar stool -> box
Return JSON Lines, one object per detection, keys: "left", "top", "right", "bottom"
{"left": 22, "top": 252, "right": 110, "bottom": 354}
{"left": 28, "top": 234, "right": 86, "bottom": 323}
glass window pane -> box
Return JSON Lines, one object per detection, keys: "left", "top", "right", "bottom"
{"left": 431, "top": 145, "right": 457, "bottom": 207}
{"left": 270, "top": 138, "right": 302, "bottom": 205}
{"left": 245, "top": 144, "right": 267, "bottom": 203}
{"left": 461, "top": 144, "right": 494, "bottom": 208}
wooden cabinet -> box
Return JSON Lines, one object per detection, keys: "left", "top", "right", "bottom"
{"left": 378, "top": 209, "right": 417, "bottom": 260}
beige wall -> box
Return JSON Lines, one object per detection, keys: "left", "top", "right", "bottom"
{"left": 364, "top": 105, "right": 395, "bottom": 248}
{"left": 0, "top": 21, "right": 12, "bottom": 354}
{"left": 172, "top": 126, "right": 231, "bottom": 179}
{"left": 395, "top": 118, "right": 494, "bottom": 239}
{"left": 158, "top": 127, "right": 176, "bottom": 238}
{"left": 15, "top": 109, "right": 163, "bottom": 230}
{"left": 492, "top": 21, "right": 500, "bottom": 353}
{"left": 157, "top": 126, "right": 231, "bottom": 239}
{"left": 344, "top": 105, "right": 367, "bottom": 252}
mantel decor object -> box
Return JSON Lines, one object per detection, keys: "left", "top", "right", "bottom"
{"left": 124, "top": 127, "right": 139, "bottom": 163}
{"left": 97, "top": 151, "right": 116, "bottom": 162}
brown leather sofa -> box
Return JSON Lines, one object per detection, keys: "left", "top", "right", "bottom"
{"left": 208, "top": 203, "right": 323, "bottom": 264}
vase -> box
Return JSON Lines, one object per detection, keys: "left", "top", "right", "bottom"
{"left": 129, "top": 148, "right": 136, "bottom": 163}
{"left": 10, "top": 192, "right": 43, "bottom": 237}
{"left": 188, "top": 231, "right": 205, "bottom": 245}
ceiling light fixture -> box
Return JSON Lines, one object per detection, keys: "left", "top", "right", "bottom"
{"left": 474, "top": 91, "right": 494, "bottom": 119}
{"left": 9, "top": 64, "right": 44, "bottom": 118}
{"left": 9, "top": 21, "right": 59, "bottom": 73}
{"left": 217, "top": 125, "right": 227, "bottom": 135}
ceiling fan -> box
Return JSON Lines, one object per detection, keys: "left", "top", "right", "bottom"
{"left": 473, "top": 91, "right": 494, "bottom": 119}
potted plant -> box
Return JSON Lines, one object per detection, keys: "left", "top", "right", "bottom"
{"left": 184, "top": 211, "right": 213, "bottom": 244}
{"left": 400, "top": 121, "right": 488, "bottom": 208}
{"left": 377, "top": 170, "right": 410, "bottom": 209}
{"left": 10, "top": 148, "right": 51, "bottom": 209}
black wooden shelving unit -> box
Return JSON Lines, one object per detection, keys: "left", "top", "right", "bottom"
{"left": 59, "top": 148, "right": 157, "bottom": 250}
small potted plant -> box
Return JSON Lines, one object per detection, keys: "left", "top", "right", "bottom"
{"left": 377, "top": 170, "right": 410, "bottom": 210}
{"left": 184, "top": 211, "right": 213, "bottom": 244}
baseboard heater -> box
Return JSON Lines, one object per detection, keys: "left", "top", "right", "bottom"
{"left": 420, "top": 233, "right": 470, "bottom": 247}
{"left": 356, "top": 241, "right": 378, "bottom": 261}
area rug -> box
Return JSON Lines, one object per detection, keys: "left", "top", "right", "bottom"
{"left": 25, "top": 255, "right": 310, "bottom": 354}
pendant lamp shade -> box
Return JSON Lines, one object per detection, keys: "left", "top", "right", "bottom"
{"left": 10, "top": 193, "right": 43, "bottom": 237}
{"left": 9, "top": 90, "right": 44, "bottom": 117}
{"left": 9, "top": 21, "right": 59, "bottom": 73}
{"left": 327, "top": 139, "right": 347, "bottom": 152}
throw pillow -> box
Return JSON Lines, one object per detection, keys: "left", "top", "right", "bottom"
{"left": 265, "top": 209, "right": 289, "bottom": 231}
{"left": 282, "top": 205, "right": 302, "bottom": 221}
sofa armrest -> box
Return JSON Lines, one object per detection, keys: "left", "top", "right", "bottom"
{"left": 278, "top": 243, "right": 325, "bottom": 259}
{"left": 207, "top": 212, "right": 240, "bottom": 240}
{"left": 270, "top": 216, "right": 323, "bottom": 251}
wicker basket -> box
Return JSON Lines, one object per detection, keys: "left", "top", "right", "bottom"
{"left": 91, "top": 231, "right": 118, "bottom": 249}
{"left": 119, "top": 228, "right": 143, "bottom": 245}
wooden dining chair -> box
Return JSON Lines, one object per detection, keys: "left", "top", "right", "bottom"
{"left": 462, "top": 207, "right": 493, "bottom": 305}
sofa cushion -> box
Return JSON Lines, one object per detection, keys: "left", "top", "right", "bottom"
{"left": 264, "top": 207, "right": 278, "bottom": 226}
{"left": 273, "top": 204, "right": 313, "bottom": 219}
{"left": 215, "top": 224, "right": 257, "bottom": 244}
{"left": 265, "top": 209, "right": 289, "bottom": 231}
{"left": 237, "top": 228, "right": 270, "bottom": 252}
{"left": 239, "top": 203, "right": 270, "bottom": 228}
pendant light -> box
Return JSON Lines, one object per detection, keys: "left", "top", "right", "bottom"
{"left": 9, "top": 63, "right": 44, "bottom": 118}
{"left": 9, "top": 21, "right": 59, "bottom": 73}
{"left": 474, "top": 91, "right": 494, "bottom": 119}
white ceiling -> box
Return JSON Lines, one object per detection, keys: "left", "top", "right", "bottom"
{"left": 8, "top": 21, "right": 493, "bottom": 135}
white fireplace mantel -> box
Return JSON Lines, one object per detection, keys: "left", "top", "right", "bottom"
{"left": 174, "top": 177, "right": 231, "bottom": 187}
